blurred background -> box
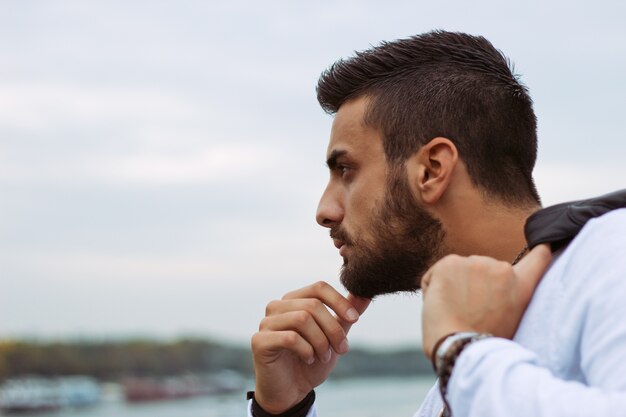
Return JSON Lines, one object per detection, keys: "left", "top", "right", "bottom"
{"left": 1, "top": 0, "right": 624, "bottom": 416}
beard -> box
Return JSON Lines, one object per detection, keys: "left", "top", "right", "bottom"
{"left": 333, "top": 168, "right": 446, "bottom": 299}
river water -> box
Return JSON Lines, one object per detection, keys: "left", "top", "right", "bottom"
{"left": 7, "top": 376, "right": 436, "bottom": 417}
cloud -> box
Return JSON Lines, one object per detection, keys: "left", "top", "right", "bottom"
{"left": 0, "top": 82, "right": 201, "bottom": 131}
{"left": 0, "top": 141, "right": 281, "bottom": 186}
{"left": 97, "top": 144, "right": 279, "bottom": 185}
{"left": 0, "top": 81, "right": 289, "bottom": 186}
{"left": 1, "top": 0, "right": 625, "bottom": 346}
{"left": 535, "top": 161, "right": 626, "bottom": 206}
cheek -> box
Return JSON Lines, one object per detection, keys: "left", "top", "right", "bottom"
{"left": 348, "top": 176, "right": 385, "bottom": 212}
{"left": 345, "top": 190, "right": 384, "bottom": 240}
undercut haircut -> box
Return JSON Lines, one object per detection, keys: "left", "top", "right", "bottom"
{"left": 316, "top": 30, "right": 540, "bottom": 206}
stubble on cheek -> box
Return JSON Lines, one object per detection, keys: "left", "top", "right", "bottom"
{"left": 337, "top": 170, "right": 446, "bottom": 298}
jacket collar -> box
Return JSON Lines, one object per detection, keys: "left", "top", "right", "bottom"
{"left": 525, "top": 189, "right": 626, "bottom": 251}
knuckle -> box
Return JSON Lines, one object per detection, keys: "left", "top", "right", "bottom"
{"left": 328, "top": 324, "right": 346, "bottom": 341}
{"left": 293, "top": 311, "right": 311, "bottom": 327}
{"left": 303, "top": 298, "right": 323, "bottom": 312}
{"left": 439, "top": 254, "right": 462, "bottom": 268}
{"left": 438, "top": 254, "right": 454, "bottom": 265}
{"left": 281, "top": 291, "right": 295, "bottom": 300}
{"left": 282, "top": 331, "right": 299, "bottom": 347}
{"left": 494, "top": 261, "right": 512, "bottom": 275}
{"left": 468, "top": 259, "right": 488, "bottom": 275}
{"left": 250, "top": 332, "right": 264, "bottom": 351}
{"left": 265, "top": 300, "right": 281, "bottom": 315}
{"left": 312, "top": 280, "right": 329, "bottom": 292}
{"left": 258, "top": 317, "right": 271, "bottom": 330}
{"left": 447, "top": 254, "right": 464, "bottom": 262}
{"left": 313, "top": 339, "right": 330, "bottom": 353}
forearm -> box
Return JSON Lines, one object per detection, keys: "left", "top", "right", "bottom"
{"left": 447, "top": 338, "right": 626, "bottom": 417}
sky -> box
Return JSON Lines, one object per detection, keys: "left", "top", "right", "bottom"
{"left": 1, "top": 0, "right": 625, "bottom": 349}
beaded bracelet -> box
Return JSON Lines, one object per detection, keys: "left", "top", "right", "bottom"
{"left": 432, "top": 332, "right": 492, "bottom": 417}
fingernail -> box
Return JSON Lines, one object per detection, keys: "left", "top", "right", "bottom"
{"left": 346, "top": 308, "right": 359, "bottom": 321}
{"left": 338, "top": 339, "right": 349, "bottom": 354}
{"left": 307, "top": 356, "right": 315, "bottom": 365}
{"left": 323, "top": 348, "right": 332, "bottom": 363}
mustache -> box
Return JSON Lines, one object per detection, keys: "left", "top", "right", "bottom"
{"left": 330, "top": 226, "right": 354, "bottom": 246}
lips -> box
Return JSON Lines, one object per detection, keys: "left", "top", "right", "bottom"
{"left": 330, "top": 228, "right": 349, "bottom": 256}
{"left": 333, "top": 239, "right": 345, "bottom": 250}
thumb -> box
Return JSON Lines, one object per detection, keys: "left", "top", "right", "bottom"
{"left": 340, "top": 293, "right": 371, "bottom": 333}
{"left": 347, "top": 293, "right": 371, "bottom": 315}
{"left": 513, "top": 243, "right": 552, "bottom": 302}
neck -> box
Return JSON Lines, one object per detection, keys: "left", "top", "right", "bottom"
{"left": 441, "top": 198, "right": 540, "bottom": 262}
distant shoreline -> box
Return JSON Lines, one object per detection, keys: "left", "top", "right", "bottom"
{"left": 0, "top": 337, "right": 434, "bottom": 382}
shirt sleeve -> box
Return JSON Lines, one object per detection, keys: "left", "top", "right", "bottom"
{"left": 413, "top": 382, "right": 443, "bottom": 417}
{"left": 447, "top": 338, "right": 626, "bottom": 417}
{"left": 446, "top": 209, "right": 626, "bottom": 417}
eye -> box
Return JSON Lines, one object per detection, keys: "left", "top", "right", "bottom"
{"left": 338, "top": 165, "right": 352, "bottom": 178}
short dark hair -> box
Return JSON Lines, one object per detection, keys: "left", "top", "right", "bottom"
{"left": 316, "top": 30, "right": 540, "bottom": 206}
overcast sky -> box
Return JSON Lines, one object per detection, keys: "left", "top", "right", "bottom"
{"left": 1, "top": 0, "right": 624, "bottom": 349}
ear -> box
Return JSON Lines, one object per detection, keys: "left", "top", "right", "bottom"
{"left": 407, "top": 137, "right": 458, "bottom": 204}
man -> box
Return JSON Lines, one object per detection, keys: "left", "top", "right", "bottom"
{"left": 247, "top": 30, "right": 626, "bottom": 417}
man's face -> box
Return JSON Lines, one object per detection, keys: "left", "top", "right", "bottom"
{"left": 316, "top": 97, "right": 445, "bottom": 299}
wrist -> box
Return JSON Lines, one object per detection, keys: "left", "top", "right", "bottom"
{"left": 253, "top": 389, "right": 308, "bottom": 415}
{"left": 434, "top": 332, "right": 492, "bottom": 414}
{"left": 424, "top": 321, "right": 472, "bottom": 358}
{"left": 429, "top": 332, "right": 456, "bottom": 370}
{"left": 433, "top": 332, "right": 490, "bottom": 373}
{"left": 248, "top": 390, "right": 315, "bottom": 417}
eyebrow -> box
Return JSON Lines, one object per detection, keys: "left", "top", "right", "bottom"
{"left": 326, "top": 149, "right": 347, "bottom": 170}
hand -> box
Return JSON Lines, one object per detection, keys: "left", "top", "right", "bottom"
{"left": 420, "top": 244, "right": 552, "bottom": 358}
{"left": 251, "top": 281, "right": 371, "bottom": 414}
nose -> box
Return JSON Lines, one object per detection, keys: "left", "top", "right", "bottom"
{"left": 316, "top": 183, "right": 343, "bottom": 228}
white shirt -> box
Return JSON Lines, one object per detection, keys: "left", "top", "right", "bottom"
{"left": 415, "top": 208, "right": 626, "bottom": 416}
{"left": 248, "top": 208, "right": 626, "bottom": 417}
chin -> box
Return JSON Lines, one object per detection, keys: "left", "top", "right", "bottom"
{"left": 340, "top": 274, "right": 420, "bottom": 300}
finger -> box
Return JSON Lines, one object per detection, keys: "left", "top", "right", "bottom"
{"left": 252, "top": 330, "right": 316, "bottom": 365}
{"left": 266, "top": 298, "right": 348, "bottom": 354}
{"left": 347, "top": 293, "right": 371, "bottom": 315}
{"left": 420, "top": 268, "right": 433, "bottom": 294}
{"left": 283, "top": 281, "right": 360, "bottom": 323}
{"left": 513, "top": 244, "right": 552, "bottom": 302}
{"left": 420, "top": 254, "right": 463, "bottom": 296}
{"left": 339, "top": 294, "right": 371, "bottom": 333}
{"left": 260, "top": 312, "right": 332, "bottom": 362}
